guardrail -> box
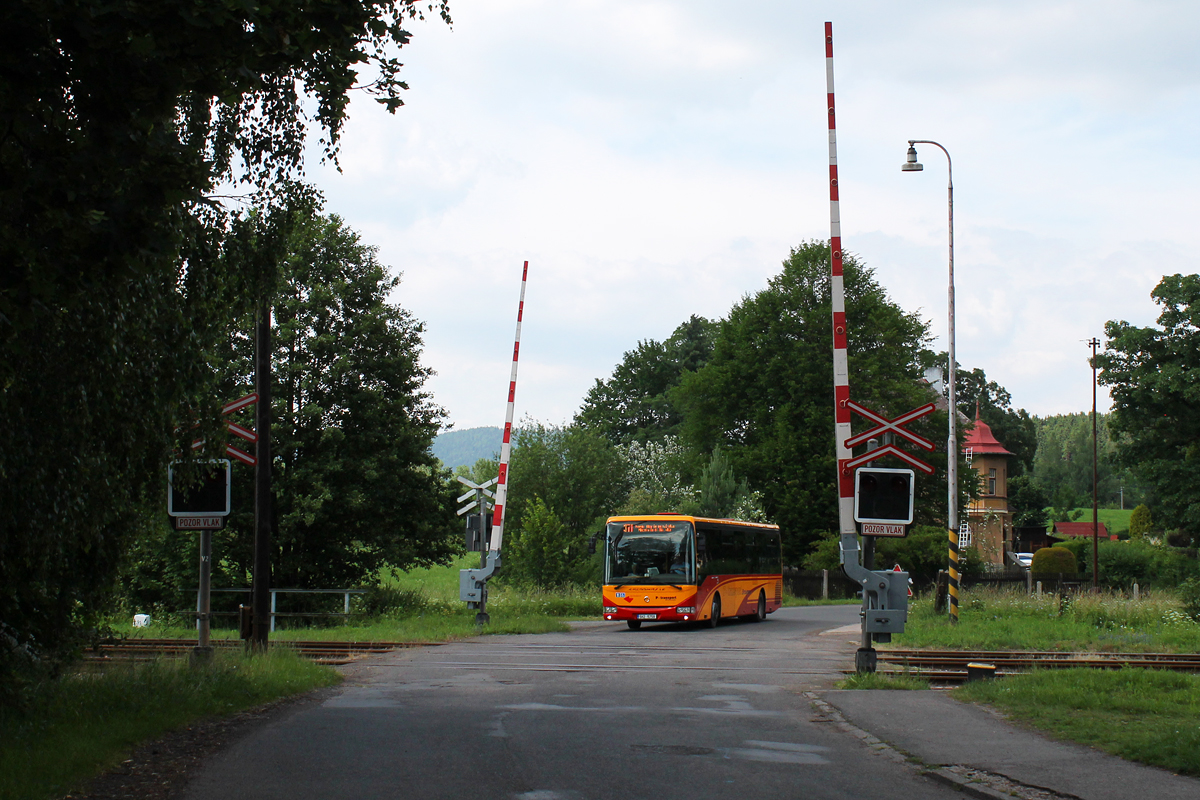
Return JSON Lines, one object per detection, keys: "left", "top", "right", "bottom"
{"left": 189, "top": 588, "right": 368, "bottom": 632}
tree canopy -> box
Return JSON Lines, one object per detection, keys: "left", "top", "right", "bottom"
{"left": 671, "top": 241, "right": 952, "bottom": 560}
{"left": 576, "top": 315, "right": 716, "bottom": 445}
{"left": 225, "top": 214, "right": 456, "bottom": 588}
{"left": 116, "top": 213, "right": 458, "bottom": 615}
{"left": 0, "top": 1, "right": 450, "bottom": 689}
{"left": 1099, "top": 273, "right": 1200, "bottom": 534}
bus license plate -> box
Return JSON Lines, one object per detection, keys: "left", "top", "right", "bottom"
{"left": 637, "top": 614, "right": 657, "bottom": 620}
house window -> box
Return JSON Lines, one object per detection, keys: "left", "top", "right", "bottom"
{"left": 987, "top": 468, "right": 997, "bottom": 495}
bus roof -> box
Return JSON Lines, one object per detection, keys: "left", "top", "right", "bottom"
{"left": 605, "top": 514, "right": 779, "bottom": 531}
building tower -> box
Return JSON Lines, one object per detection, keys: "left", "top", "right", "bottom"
{"left": 962, "top": 404, "right": 1014, "bottom": 566}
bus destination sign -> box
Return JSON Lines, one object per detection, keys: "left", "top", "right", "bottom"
{"left": 860, "top": 522, "right": 906, "bottom": 537}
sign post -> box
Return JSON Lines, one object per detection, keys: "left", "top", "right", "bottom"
{"left": 171, "top": 391, "right": 259, "bottom": 663}
{"left": 167, "top": 459, "right": 231, "bottom": 661}
{"left": 456, "top": 476, "right": 497, "bottom": 623}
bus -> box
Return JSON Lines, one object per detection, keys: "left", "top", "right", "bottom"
{"left": 600, "top": 514, "right": 783, "bottom": 630}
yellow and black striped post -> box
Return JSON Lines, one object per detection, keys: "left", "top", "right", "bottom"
{"left": 947, "top": 528, "right": 960, "bottom": 623}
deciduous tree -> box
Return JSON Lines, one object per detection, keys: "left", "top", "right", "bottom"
{"left": 577, "top": 316, "right": 716, "bottom": 445}
{"left": 673, "top": 241, "right": 954, "bottom": 561}
{"left": 1100, "top": 275, "right": 1200, "bottom": 533}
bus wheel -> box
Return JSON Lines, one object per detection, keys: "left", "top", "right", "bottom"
{"left": 627, "top": 620, "right": 642, "bottom": 630}
{"left": 707, "top": 595, "right": 721, "bottom": 628}
{"left": 752, "top": 591, "right": 766, "bottom": 622}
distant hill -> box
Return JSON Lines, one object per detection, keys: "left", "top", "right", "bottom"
{"left": 432, "top": 426, "right": 503, "bottom": 470}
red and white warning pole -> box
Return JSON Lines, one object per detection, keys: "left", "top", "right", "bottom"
{"left": 488, "top": 260, "right": 528, "bottom": 554}
{"left": 826, "top": 22, "right": 856, "bottom": 538}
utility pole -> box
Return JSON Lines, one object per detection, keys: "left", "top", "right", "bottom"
{"left": 252, "top": 299, "right": 273, "bottom": 649}
{"left": 1089, "top": 337, "right": 1100, "bottom": 590}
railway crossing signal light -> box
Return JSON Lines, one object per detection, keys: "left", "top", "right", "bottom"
{"left": 465, "top": 513, "right": 493, "bottom": 552}
{"left": 854, "top": 467, "right": 915, "bottom": 525}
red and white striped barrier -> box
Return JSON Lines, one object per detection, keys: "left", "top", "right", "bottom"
{"left": 488, "top": 260, "right": 528, "bottom": 553}
{"left": 826, "top": 22, "right": 856, "bottom": 538}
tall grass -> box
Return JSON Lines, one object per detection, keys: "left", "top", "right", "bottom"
{"left": 0, "top": 649, "right": 339, "bottom": 800}
{"left": 956, "top": 668, "right": 1200, "bottom": 775}
{"left": 895, "top": 585, "right": 1200, "bottom": 652}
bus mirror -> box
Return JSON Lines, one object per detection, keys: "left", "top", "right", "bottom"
{"left": 587, "top": 532, "right": 600, "bottom": 555}
{"left": 696, "top": 533, "right": 706, "bottom": 554}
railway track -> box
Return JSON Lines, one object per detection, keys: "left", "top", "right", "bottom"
{"left": 85, "top": 638, "right": 437, "bottom": 665}
{"left": 868, "top": 648, "right": 1200, "bottom": 683}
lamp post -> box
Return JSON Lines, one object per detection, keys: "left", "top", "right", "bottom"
{"left": 902, "top": 139, "right": 958, "bottom": 623}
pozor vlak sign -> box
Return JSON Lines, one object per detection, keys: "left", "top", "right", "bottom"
{"left": 167, "top": 459, "right": 231, "bottom": 530}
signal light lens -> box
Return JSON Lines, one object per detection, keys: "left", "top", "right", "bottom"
{"left": 676, "top": 606, "right": 696, "bottom": 614}
{"left": 603, "top": 606, "right": 618, "bottom": 614}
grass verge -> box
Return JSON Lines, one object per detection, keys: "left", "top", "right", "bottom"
{"left": 838, "top": 672, "right": 929, "bottom": 690}
{"left": 0, "top": 649, "right": 339, "bottom": 800}
{"left": 783, "top": 595, "right": 860, "bottom": 607}
{"left": 955, "top": 668, "right": 1200, "bottom": 776}
{"left": 893, "top": 585, "right": 1200, "bottom": 652}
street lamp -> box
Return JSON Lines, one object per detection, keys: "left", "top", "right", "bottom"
{"left": 902, "top": 139, "right": 958, "bottom": 623}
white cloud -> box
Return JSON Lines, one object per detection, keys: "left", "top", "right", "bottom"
{"left": 307, "top": 0, "right": 1198, "bottom": 428}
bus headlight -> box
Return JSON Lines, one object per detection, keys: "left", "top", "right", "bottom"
{"left": 603, "top": 606, "right": 619, "bottom": 614}
{"left": 676, "top": 606, "right": 696, "bottom": 614}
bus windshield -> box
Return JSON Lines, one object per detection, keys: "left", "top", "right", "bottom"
{"left": 605, "top": 520, "right": 695, "bottom": 585}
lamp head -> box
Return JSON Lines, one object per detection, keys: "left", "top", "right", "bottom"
{"left": 901, "top": 144, "right": 923, "bottom": 172}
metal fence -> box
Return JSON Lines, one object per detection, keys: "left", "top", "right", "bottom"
{"left": 783, "top": 568, "right": 860, "bottom": 600}
{"left": 190, "top": 587, "right": 367, "bottom": 632}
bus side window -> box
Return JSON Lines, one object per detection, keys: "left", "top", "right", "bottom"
{"left": 765, "top": 532, "right": 781, "bottom": 572}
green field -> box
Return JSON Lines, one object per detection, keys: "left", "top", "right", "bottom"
{"left": 1063, "top": 507, "right": 1133, "bottom": 533}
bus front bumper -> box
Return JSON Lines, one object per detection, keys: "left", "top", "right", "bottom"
{"left": 603, "top": 605, "right": 698, "bottom": 623}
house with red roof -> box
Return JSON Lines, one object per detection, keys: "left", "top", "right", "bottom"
{"left": 962, "top": 406, "right": 1014, "bottom": 566}
{"left": 1052, "top": 521, "right": 1116, "bottom": 541}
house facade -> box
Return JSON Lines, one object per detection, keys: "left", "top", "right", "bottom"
{"left": 962, "top": 408, "right": 1014, "bottom": 566}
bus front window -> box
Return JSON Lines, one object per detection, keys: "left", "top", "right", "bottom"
{"left": 605, "top": 521, "right": 695, "bottom": 585}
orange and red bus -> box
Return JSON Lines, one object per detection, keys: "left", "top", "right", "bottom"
{"left": 600, "top": 514, "right": 783, "bottom": 630}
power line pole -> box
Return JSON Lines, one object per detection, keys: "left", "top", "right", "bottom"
{"left": 1089, "top": 336, "right": 1100, "bottom": 590}
{"left": 252, "top": 299, "right": 273, "bottom": 649}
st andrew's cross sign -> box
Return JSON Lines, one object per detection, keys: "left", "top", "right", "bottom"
{"left": 841, "top": 399, "right": 935, "bottom": 538}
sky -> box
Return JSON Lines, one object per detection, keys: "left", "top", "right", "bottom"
{"left": 304, "top": 0, "right": 1200, "bottom": 431}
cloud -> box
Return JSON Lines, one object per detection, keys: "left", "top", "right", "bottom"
{"left": 307, "top": 0, "right": 1200, "bottom": 427}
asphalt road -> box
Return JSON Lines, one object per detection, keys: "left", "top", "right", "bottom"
{"left": 185, "top": 606, "right": 959, "bottom": 800}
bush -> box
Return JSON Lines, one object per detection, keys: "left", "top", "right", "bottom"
{"left": 1129, "top": 504, "right": 1153, "bottom": 539}
{"left": 1181, "top": 578, "right": 1200, "bottom": 622}
{"left": 1032, "top": 546, "right": 1077, "bottom": 575}
{"left": 876, "top": 526, "right": 954, "bottom": 585}
{"left": 503, "top": 497, "right": 596, "bottom": 589}
{"left": 959, "top": 545, "right": 986, "bottom": 580}
{"left": 1098, "top": 540, "right": 1156, "bottom": 587}
{"left": 1053, "top": 538, "right": 1091, "bottom": 570}
{"left": 1166, "top": 529, "right": 1194, "bottom": 548}
{"left": 800, "top": 527, "right": 958, "bottom": 587}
